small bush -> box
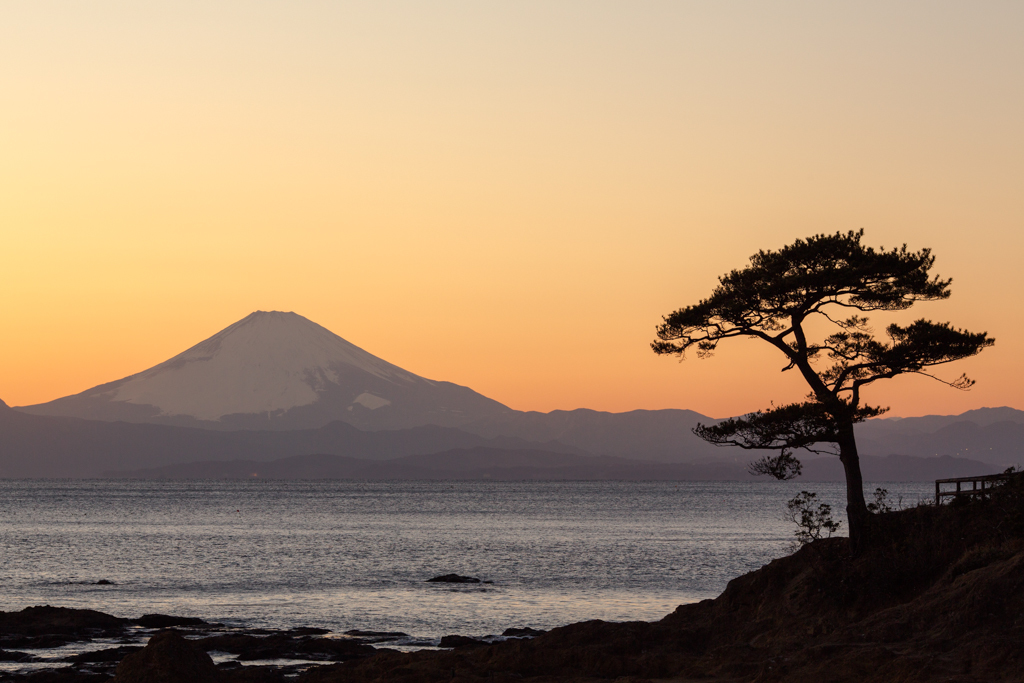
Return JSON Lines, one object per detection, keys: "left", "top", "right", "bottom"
{"left": 787, "top": 491, "right": 841, "bottom": 545}
{"left": 867, "top": 487, "right": 897, "bottom": 514}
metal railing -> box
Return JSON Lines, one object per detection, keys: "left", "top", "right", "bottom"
{"left": 935, "top": 474, "right": 1010, "bottom": 505}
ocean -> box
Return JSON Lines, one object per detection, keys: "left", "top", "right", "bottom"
{"left": 0, "top": 479, "right": 934, "bottom": 640}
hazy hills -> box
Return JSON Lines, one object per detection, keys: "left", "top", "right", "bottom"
{"left": 455, "top": 406, "right": 1024, "bottom": 466}
{"left": 0, "top": 400, "right": 577, "bottom": 478}
{"left": 109, "top": 448, "right": 1004, "bottom": 483}
{"left": 855, "top": 408, "right": 1024, "bottom": 464}
{"left": 461, "top": 408, "right": 724, "bottom": 462}
{"left": 1, "top": 397, "right": 1017, "bottom": 479}
{"left": 5, "top": 310, "right": 1023, "bottom": 479}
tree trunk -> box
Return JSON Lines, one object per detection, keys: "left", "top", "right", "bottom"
{"left": 837, "top": 422, "right": 870, "bottom": 554}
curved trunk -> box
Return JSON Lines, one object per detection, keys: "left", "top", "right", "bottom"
{"left": 836, "top": 422, "right": 870, "bottom": 554}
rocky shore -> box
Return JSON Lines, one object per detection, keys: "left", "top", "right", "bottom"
{"left": 0, "top": 604, "right": 548, "bottom": 682}
{"left": 3, "top": 477, "right": 1023, "bottom": 683}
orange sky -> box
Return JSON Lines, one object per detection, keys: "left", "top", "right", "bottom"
{"left": 2, "top": 2, "right": 1022, "bottom": 418}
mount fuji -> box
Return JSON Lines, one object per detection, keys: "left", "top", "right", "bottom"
{"left": 19, "top": 311, "right": 512, "bottom": 431}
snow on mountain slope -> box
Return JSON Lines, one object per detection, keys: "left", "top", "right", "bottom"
{"left": 111, "top": 311, "right": 418, "bottom": 420}
{"left": 19, "top": 311, "right": 511, "bottom": 431}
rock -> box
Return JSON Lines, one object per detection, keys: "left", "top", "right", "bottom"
{"left": 0, "top": 606, "right": 130, "bottom": 648}
{"left": 135, "top": 614, "right": 209, "bottom": 629}
{"left": 1, "top": 634, "right": 72, "bottom": 649}
{"left": 425, "top": 574, "right": 481, "bottom": 583}
{"left": 502, "top": 627, "right": 546, "bottom": 638}
{"left": 0, "top": 606, "right": 129, "bottom": 635}
{"left": 18, "top": 671, "right": 112, "bottom": 683}
{"left": 65, "top": 645, "right": 142, "bottom": 663}
{"left": 438, "top": 635, "right": 488, "bottom": 648}
{"left": 286, "top": 627, "right": 330, "bottom": 636}
{"left": 268, "top": 636, "right": 375, "bottom": 662}
{"left": 343, "top": 629, "right": 409, "bottom": 643}
{"left": 95, "top": 580, "right": 115, "bottom": 585}
{"left": 0, "top": 648, "right": 40, "bottom": 662}
{"left": 197, "top": 633, "right": 375, "bottom": 662}
{"left": 220, "top": 667, "right": 286, "bottom": 683}
{"left": 112, "top": 630, "right": 218, "bottom": 683}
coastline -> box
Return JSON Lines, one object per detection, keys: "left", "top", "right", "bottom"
{"left": 5, "top": 485, "right": 1024, "bottom": 682}
{"left": 7, "top": 479, "right": 899, "bottom": 639}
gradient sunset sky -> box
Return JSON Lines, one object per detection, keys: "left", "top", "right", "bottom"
{"left": 3, "top": 2, "right": 1022, "bottom": 418}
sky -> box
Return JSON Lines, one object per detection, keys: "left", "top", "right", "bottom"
{"left": 2, "top": 2, "right": 1022, "bottom": 418}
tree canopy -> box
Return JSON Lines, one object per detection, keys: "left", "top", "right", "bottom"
{"left": 653, "top": 230, "right": 994, "bottom": 549}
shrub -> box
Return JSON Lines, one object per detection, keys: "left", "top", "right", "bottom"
{"left": 787, "top": 491, "right": 841, "bottom": 545}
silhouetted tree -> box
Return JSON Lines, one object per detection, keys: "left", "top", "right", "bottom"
{"left": 652, "top": 230, "right": 993, "bottom": 551}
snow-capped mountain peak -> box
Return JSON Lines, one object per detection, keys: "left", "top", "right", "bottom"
{"left": 109, "top": 311, "right": 419, "bottom": 420}
{"left": 20, "top": 311, "right": 510, "bottom": 430}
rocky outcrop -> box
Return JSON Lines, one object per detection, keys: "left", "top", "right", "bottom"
{"left": 196, "top": 633, "right": 375, "bottom": 662}
{"left": 0, "top": 606, "right": 130, "bottom": 649}
{"left": 426, "top": 574, "right": 482, "bottom": 583}
{"left": 438, "top": 635, "right": 488, "bottom": 648}
{"left": 0, "top": 608, "right": 378, "bottom": 679}
{"left": 501, "top": 627, "right": 545, "bottom": 638}
{"left": 65, "top": 645, "right": 142, "bottom": 663}
{"left": 0, "top": 649, "right": 39, "bottom": 662}
{"left": 112, "top": 630, "right": 218, "bottom": 683}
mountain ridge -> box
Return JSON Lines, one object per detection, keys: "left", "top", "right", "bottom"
{"left": 0, "top": 404, "right": 581, "bottom": 478}
{"left": 1, "top": 398, "right": 1019, "bottom": 478}
{"left": 462, "top": 407, "right": 725, "bottom": 462}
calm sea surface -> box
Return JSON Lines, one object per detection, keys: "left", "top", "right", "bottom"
{"left": 0, "top": 480, "right": 933, "bottom": 639}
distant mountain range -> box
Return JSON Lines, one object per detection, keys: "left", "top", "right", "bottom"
{"left": 3, "top": 394, "right": 1019, "bottom": 479}
{"left": 461, "top": 408, "right": 723, "bottom": 463}
{"left": 0, "top": 399, "right": 578, "bottom": 478}
{"left": 109, "top": 449, "right": 1006, "bottom": 483}
{"left": 4, "top": 310, "right": 1022, "bottom": 479}
{"left": 855, "top": 407, "right": 1024, "bottom": 463}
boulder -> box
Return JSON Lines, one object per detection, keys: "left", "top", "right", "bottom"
{"left": 220, "top": 667, "right": 286, "bottom": 683}
{"left": 425, "top": 574, "right": 481, "bottom": 583}
{"left": 285, "top": 627, "right": 329, "bottom": 636}
{"left": 0, "top": 606, "right": 130, "bottom": 648}
{"left": 0, "top": 648, "right": 39, "bottom": 662}
{"left": 0, "top": 606, "right": 129, "bottom": 636}
{"left": 65, "top": 645, "right": 142, "bottom": 663}
{"left": 343, "top": 629, "right": 409, "bottom": 643}
{"left": 112, "top": 630, "right": 218, "bottom": 683}
{"left": 502, "top": 627, "right": 546, "bottom": 638}
{"left": 438, "top": 635, "right": 488, "bottom": 648}
{"left": 197, "top": 633, "right": 375, "bottom": 662}
{"left": 14, "top": 671, "right": 112, "bottom": 683}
